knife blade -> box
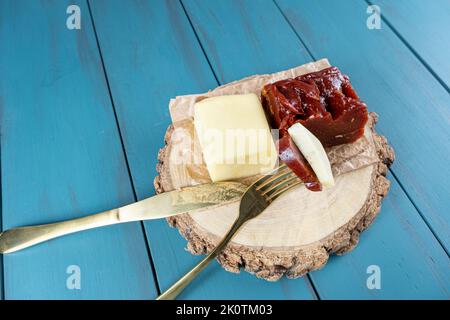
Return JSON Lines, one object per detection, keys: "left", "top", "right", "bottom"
{"left": 118, "top": 181, "right": 246, "bottom": 221}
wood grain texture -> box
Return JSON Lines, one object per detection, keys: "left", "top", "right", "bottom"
{"left": 89, "top": 0, "right": 316, "bottom": 299}
{"left": 183, "top": 0, "right": 450, "bottom": 298}
{"left": 372, "top": 0, "right": 450, "bottom": 88}
{"left": 276, "top": 0, "right": 450, "bottom": 250}
{"left": 157, "top": 114, "right": 394, "bottom": 280}
{"left": 0, "top": 0, "right": 156, "bottom": 299}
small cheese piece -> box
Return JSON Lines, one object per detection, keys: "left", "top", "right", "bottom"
{"left": 194, "top": 94, "right": 278, "bottom": 182}
{"left": 288, "top": 123, "right": 335, "bottom": 188}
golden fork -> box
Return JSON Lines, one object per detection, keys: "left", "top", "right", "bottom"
{"left": 157, "top": 164, "right": 300, "bottom": 300}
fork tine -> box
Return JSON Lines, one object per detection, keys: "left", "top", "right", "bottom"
{"left": 253, "top": 162, "right": 303, "bottom": 201}
{"left": 251, "top": 165, "right": 283, "bottom": 188}
{"left": 261, "top": 173, "right": 297, "bottom": 195}
{"left": 255, "top": 164, "right": 289, "bottom": 191}
{"left": 267, "top": 180, "right": 302, "bottom": 201}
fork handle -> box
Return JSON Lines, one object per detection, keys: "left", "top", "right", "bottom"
{"left": 156, "top": 218, "right": 245, "bottom": 300}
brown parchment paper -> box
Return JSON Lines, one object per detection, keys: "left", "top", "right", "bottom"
{"left": 165, "top": 59, "right": 379, "bottom": 187}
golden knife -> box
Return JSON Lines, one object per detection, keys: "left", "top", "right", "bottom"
{"left": 0, "top": 182, "right": 246, "bottom": 254}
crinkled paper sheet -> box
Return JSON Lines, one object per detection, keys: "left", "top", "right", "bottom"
{"left": 165, "top": 59, "right": 379, "bottom": 187}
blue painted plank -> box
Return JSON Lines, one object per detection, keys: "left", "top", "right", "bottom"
{"left": 311, "top": 175, "right": 450, "bottom": 299}
{"left": 185, "top": 0, "right": 312, "bottom": 83}
{"left": 181, "top": 0, "right": 310, "bottom": 76}
{"left": 183, "top": 0, "right": 450, "bottom": 299}
{"left": 89, "top": 0, "right": 316, "bottom": 299}
{"left": 0, "top": 0, "right": 156, "bottom": 299}
{"left": 276, "top": 0, "right": 450, "bottom": 251}
{"left": 373, "top": 0, "right": 450, "bottom": 88}
{"left": 0, "top": 154, "right": 3, "bottom": 299}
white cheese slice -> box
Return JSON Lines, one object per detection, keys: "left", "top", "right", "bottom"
{"left": 288, "top": 123, "right": 335, "bottom": 188}
{"left": 194, "top": 94, "right": 278, "bottom": 182}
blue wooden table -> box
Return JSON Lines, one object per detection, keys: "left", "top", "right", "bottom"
{"left": 0, "top": 0, "right": 449, "bottom": 300}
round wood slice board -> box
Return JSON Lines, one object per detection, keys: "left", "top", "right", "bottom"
{"left": 154, "top": 114, "right": 394, "bottom": 281}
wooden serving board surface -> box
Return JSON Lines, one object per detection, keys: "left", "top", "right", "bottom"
{"left": 155, "top": 111, "right": 394, "bottom": 280}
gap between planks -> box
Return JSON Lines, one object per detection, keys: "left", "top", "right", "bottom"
{"left": 0, "top": 137, "right": 4, "bottom": 299}
{"left": 365, "top": 0, "right": 449, "bottom": 93}
{"left": 86, "top": 0, "right": 162, "bottom": 296}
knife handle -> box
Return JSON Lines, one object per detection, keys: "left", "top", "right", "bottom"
{"left": 0, "top": 209, "right": 119, "bottom": 254}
